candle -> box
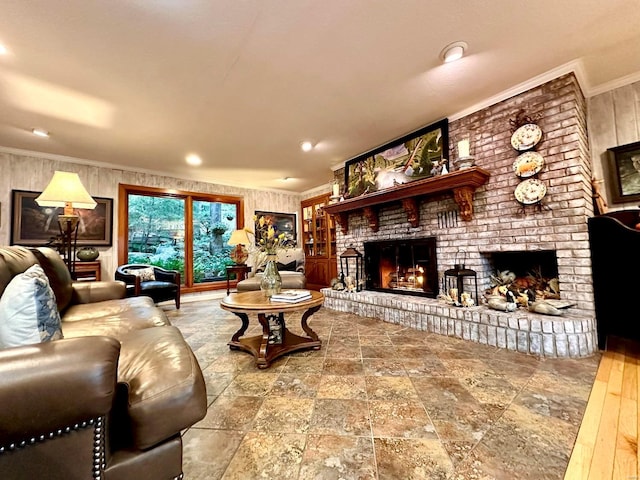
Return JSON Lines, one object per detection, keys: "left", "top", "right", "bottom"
{"left": 332, "top": 182, "right": 340, "bottom": 197}
{"left": 458, "top": 139, "right": 470, "bottom": 158}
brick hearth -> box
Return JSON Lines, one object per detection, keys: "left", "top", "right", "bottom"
{"left": 322, "top": 289, "right": 594, "bottom": 358}
{"left": 328, "top": 73, "right": 597, "bottom": 357}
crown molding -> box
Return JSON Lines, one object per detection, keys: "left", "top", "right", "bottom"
{"left": 330, "top": 161, "right": 345, "bottom": 172}
{"left": 587, "top": 70, "right": 640, "bottom": 98}
{"left": 300, "top": 182, "right": 332, "bottom": 198}
{"left": 449, "top": 60, "right": 589, "bottom": 121}
{"left": 0, "top": 146, "right": 300, "bottom": 196}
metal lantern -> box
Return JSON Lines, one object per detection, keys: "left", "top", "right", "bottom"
{"left": 340, "top": 245, "right": 363, "bottom": 292}
{"left": 443, "top": 249, "right": 478, "bottom": 306}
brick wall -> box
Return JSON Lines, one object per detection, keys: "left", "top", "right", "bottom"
{"left": 328, "top": 73, "right": 597, "bottom": 357}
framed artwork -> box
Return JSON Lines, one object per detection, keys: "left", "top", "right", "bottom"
{"left": 607, "top": 141, "right": 640, "bottom": 203}
{"left": 11, "top": 190, "right": 113, "bottom": 246}
{"left": 254, "top": 211, "right": 297, "bottom": 247}
{"left": 344, "top": 118, "right": 449, "bottom": 198}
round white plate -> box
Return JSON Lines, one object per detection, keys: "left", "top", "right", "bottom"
{"left": 513, "top": 151, "right": 544, "bottom": 178}
{"left": 514, "top": 178, "right": 547, "bottom": 205}
{"left": 511, "top": 123, "right": 542, "bottom": 151}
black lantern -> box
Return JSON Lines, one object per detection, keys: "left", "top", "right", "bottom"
{"left": 340, "top": 245, "right": 363, "bottom": 292}
{"left": 443, "top": 250, "right": 478, "bottom": 306}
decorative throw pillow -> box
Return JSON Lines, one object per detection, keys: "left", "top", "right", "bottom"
{"left": 0, "top": 264, "right": 64, "bottom": 348}
{"left": 125, "top": 267, "right": 156, "bottom": 282}
{"left": 276, "top": 260, "right": 297, "bottom": 272}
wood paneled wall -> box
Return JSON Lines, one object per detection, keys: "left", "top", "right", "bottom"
{"left": 588, "top": 81, "right": 640, "bottom": 210}
{"left": 0, "top": 151, "right": 301, "bottom": 279}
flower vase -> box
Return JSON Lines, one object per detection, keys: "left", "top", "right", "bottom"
{"left": 260, "top": 255, "right": 282, "bottom": 297}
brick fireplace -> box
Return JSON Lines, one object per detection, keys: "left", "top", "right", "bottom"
{"left": 323, "top": 73, "right": 597, "bottom": 358}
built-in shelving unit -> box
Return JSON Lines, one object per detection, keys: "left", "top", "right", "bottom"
{"left": 323, "top": 167, "right": 490, "bottom": 234}
{"left": 301, "top": 193, "right": 338, "bottom": 290}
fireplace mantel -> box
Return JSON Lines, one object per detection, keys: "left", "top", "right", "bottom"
{"left": 323, "top": 167, "right": 490, "bottom": 233}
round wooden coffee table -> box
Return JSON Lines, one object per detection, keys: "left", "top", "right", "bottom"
{"left": 220, "top": 290, "right": 324, "bottom": 368}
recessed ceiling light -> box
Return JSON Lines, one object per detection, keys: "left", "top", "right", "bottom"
{"left": 32, "top": 128, "right": 49, "bottom": 138}
{"left": 301, "top": 141, "right": 314, "bottom": 152}
{"left": 0, "top": 44, "right": 8, "bottom": 55}
{"left": 185, "top": 153, "right": 202, "bottom": 166}
{"left": 440, "top": 41, "right": 468, "bottom": 63}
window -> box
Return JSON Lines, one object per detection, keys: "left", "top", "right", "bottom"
{"left": 118, "top": 185, "right": 244, "bottom": 292}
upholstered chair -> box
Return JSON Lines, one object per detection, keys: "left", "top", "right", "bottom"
{"left": 237, "top": 247, "right": 306, "bottom": 292}
{"left": 115, "top": 264, "right": 181, "bottom": 309}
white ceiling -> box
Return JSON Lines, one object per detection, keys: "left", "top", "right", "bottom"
{"left": 1, "top": 0, "right": 640, "bottom": 193}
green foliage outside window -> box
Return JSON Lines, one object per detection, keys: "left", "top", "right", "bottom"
{"left": 127, "top": 194, "right": 238, "bottom": 284}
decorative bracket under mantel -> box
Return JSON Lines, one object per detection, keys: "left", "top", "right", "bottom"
{"left": 333, "top": 212, "right": 349, "bottom": 233}
{"left": 401, "top": 198, "right": 419, "bottom": 227}
{"left": 453, "top": 186, "right": 475, "bottom": 221}
{"left": 363, "top": 206, "right": 379, "bottom": 232}
{"left": 322, "top": 167, "right": 490, "bottom": 234}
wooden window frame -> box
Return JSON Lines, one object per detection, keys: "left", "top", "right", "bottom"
{"left": 118, "top": 184, "right": 245, "bottom": 293}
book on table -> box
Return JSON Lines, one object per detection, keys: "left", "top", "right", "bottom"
{"left": 270, "top": 290, "right": 312, "bottom": 302}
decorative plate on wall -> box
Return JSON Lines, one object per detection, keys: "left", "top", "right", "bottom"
{"left": 514, "top": 178, "right": 547, "bottom": 205}
{"left": 513, "top": 151, "right": 544, "bottom": 178}
{"left": 511, "top": 123, "right": 542, "bottom": 151}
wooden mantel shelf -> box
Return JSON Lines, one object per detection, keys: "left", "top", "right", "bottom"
{"left": 323, "top": 167, "right": 490, "bottom": 234}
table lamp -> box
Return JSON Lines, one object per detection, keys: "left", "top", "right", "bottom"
{"left": 227, "top": 228, "right": 251, "bottom": 265}
{"left": 35, "top": 171, "right": 97, "bottom": 276}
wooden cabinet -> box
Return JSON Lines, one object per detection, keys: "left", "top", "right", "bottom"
{"left": 301, "top": 193, "right": 338, "bottom": 290}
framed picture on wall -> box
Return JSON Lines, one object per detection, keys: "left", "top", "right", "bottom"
{"left": 254, "top": 211, "right": 297, "bottom": 247}
{"left": 607, "top": 141, "right": 640, "bottom": 203}
{"left": 11, "top": 190, "right": 113, "bottom": 246}
{"left": 344, "top": 118, "right": 449, "bottom": 199}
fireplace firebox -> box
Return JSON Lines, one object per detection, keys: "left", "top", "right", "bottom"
{"left": 364, "top": 238, "right": 438, "bottom": 298}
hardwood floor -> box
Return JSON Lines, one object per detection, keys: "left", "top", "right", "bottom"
{"left": 565, "top": 336, "right": 639, "bottom": 480}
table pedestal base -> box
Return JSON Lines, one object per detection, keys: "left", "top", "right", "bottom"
{"left": 227, "top": 305, "right": 321, "bottom": 368}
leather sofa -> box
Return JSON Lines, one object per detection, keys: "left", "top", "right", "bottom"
{"left": 237, "top": 247, "right": 306, "bottom": 292}
{"left": 0, "top": 246, "right": 207, "bottom": 480}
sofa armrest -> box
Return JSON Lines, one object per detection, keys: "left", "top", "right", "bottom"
{"left": 117, "top": 326, "right": 207, "bottom": 450}
{"left": 72, "top": 280, "right": 127, "bottom": 303}
{"left": 0, "top": 336, "right": 120, "bottom": 446}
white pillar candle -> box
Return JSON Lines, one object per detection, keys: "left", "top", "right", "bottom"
{"left": 332, "top": 182, "right": 340, "bottom": 197}
{"left": 458, "top": 139, "right": 470, "bottom": 158}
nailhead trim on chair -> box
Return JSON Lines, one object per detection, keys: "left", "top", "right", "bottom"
{"left": 93, "top": 417, "right": 106, "bottom": 479}
{"left": 0, "top": 416, "right": 106, "bottom": 479}
{"left": 173, "top": 474, "right": 184, "bottom": 480}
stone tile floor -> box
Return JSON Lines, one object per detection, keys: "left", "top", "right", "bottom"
{"left": 164, "top": 298, "right": 600, "bottom": 480}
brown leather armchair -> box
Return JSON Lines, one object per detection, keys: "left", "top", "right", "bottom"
{"left": 0, "top": 247, "right": 206, "bottom": 479}
{"left": 115, "top": 264, "right": 181, "bottom": 309}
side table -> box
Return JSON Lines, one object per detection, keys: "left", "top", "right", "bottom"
{"left": 226, "top": 264, "right": 251, "bottom": 295}
{"left": 74, "top": 260, "right": 101, "bottom": 282}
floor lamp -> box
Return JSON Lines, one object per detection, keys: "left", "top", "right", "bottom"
{"left": 35, "top": 171, "right": 97, "bottom": 277}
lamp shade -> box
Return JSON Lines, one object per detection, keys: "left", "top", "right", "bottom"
{"left": 227, "top": 229, "right": 251, "bottom": 246}
{"left": 35, "top": 171, "right": 97, "bottom": 213}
